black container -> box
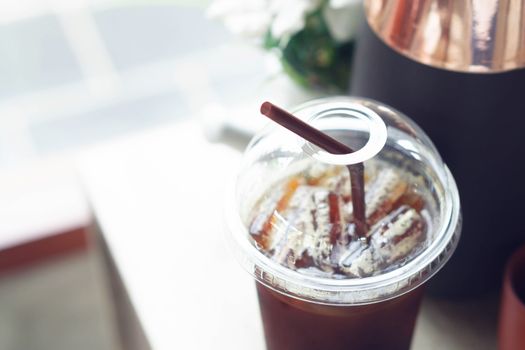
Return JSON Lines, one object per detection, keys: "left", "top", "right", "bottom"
{"left": 351, "top": 17, "right": 525, "bottom": 297}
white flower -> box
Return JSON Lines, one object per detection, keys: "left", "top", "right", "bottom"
{"left": 269, "top": 0, "right": 320, "bottom": 39}
{"left": 323, "top": 0, "right": 363, "bottom": 43}
{"left": 207, "top": 0, "right": 272, "bottom": 38}
{"left": 208, "top": 0, "right": 363, "bottom": 43}
{"left": 208, "top": 0, "right": 320, "bottom": 40}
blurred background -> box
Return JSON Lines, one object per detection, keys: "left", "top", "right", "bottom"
{"left": 0, "top": 0, "right": 321, "bottom": 349}
{"left": 0, "top": 1, "right": 242, "bottom": 349}
{"left": 0, "top": 0, "right": 505, "bottom": 349}
{"left": 0, "top": 0, "right": 262, "bottom": 168}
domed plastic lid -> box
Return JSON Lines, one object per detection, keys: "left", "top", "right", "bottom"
{"left": 226, "top": 97, "right": 461, "bottom": 305}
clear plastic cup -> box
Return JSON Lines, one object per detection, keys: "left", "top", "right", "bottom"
{"left": 226, "top": 97, "right": 461, "bottom": 350}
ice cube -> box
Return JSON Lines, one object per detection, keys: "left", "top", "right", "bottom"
{"left": 365, "top": 168, "right": 408, "bottom": 225}
{"left": 249, "top": 177, "right": 301, "bottom": 250}
{"left": 268, "top": 185, "right": 346, "bottom": 271}
{"left": 369, "top": 206, "right": 425, "bottom": 264}
{"left": 338, "top": 239, "right": 379, "bottom": 277}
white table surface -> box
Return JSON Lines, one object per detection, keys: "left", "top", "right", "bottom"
{"left": 78, "top": 121, "right": 498, "bottom": 350}
{"left": 0, "top": 157, "right": 91, "bottom": 250}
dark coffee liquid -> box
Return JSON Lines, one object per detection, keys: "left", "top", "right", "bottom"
{"left": 351, "top": 21, "right": 525, "bottom": 297}
{"left": 257, "top": 282, "right": 424, "bottom": 350}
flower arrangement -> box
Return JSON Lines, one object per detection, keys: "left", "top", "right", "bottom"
{"left": 208, "top": 0, "right": 362, "bottom": 92}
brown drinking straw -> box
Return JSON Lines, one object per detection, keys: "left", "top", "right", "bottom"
{"left": 260, "top": 102, "right": 367, "bottom": 238}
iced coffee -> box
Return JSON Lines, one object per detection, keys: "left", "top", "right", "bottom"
{"left": 227, "top": 97, "right": 461, "bottom": 350}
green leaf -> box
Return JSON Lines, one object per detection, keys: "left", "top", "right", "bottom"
{"left": 275, "top": 9, "right": 354, "bottom": 91}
